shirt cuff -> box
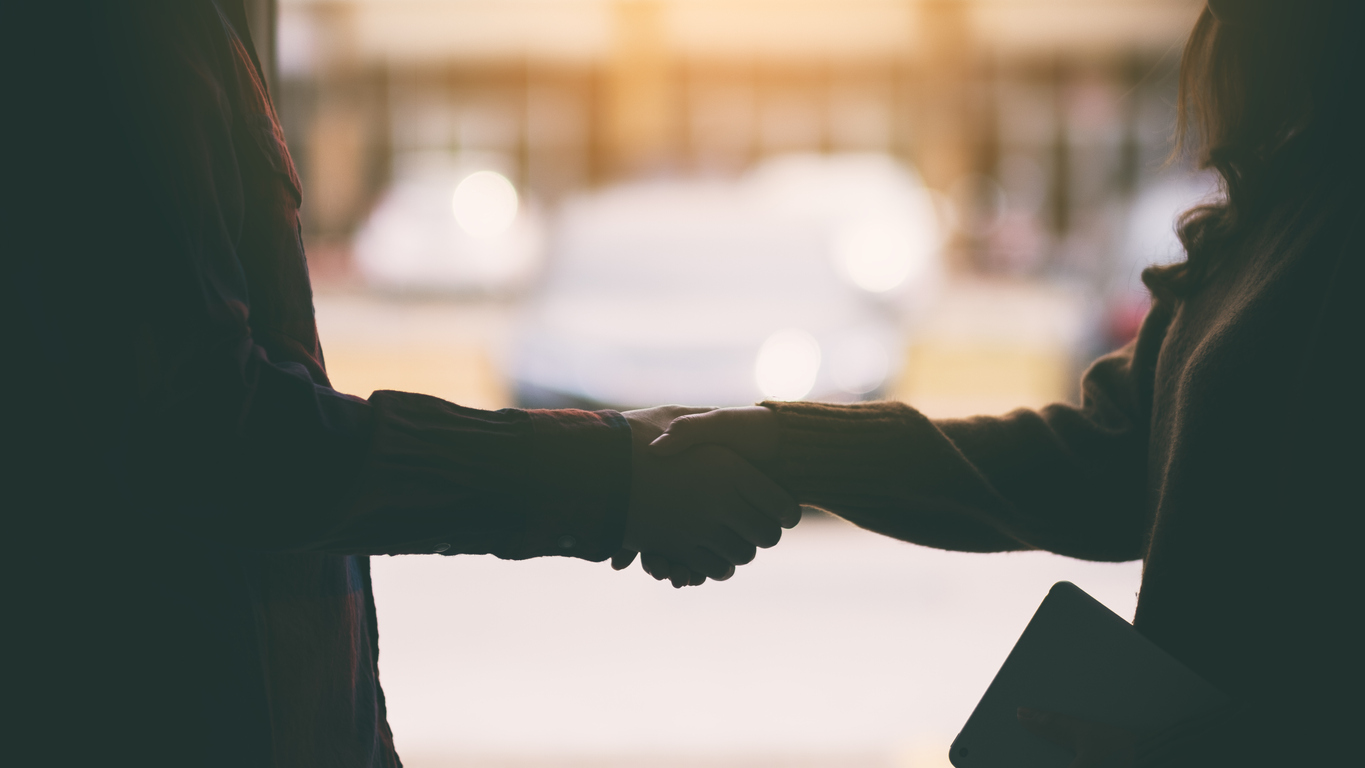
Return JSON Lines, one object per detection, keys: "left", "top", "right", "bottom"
{"left": 345, "top": 393, "right": 631, "bottom": 560}
{"left": 516, "top": 409, "right": 632, "bottom": 562}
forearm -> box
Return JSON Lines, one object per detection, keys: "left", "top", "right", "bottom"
{"left": 763, "top": 385, "right": 1149, "bottom": 560}
{"left": 762, "top": 400, "right": 1026, "bottom": 552}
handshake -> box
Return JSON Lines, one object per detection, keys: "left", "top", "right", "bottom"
{"left": 614, "top": 405, "right": 790, "bottom": 588}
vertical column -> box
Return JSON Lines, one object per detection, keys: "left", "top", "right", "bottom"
{"left": 243, "top": 0, "right": 278, "bottom": 92}
{"left": 604, "top": 0, "right": 677, "bottom": 178}
{"left": 913, "top": 0, "right": 975, "bottom": 192}
{"left": 1046, "top": 56, "right": 1071, "bottom": 240}
{"left": 914, "top": 0, "right": 979, "bottom": 271}
{"left": 1114, "top": 52, "right": 1145, "bottom": 198}
{"left": 306, "top": 4, "right": 368, "bottom": 240}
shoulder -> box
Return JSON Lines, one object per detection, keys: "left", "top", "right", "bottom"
{"left": 100, "top": 1, "right": 240, "bottom": 125}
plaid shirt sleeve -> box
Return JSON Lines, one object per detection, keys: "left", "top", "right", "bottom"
{"left": 332, "top": 392, "right": 633, "bottom": 562}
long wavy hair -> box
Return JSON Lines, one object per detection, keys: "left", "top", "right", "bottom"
{"left": 1143, "top": 0, "right": 1363, "bottom": 299}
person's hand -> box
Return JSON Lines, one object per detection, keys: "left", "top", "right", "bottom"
{"left": 1017, "top": 708, "right": 1136, "bottom": 768}
{"left": 647, "top": 405, "right": 780, "bottom": 463}
{"left": 633, "top": 404, "right": 790, "bottom": 586}
{"left": 613, "top": 405, "right": 716, "bottom": 587}
{"left": 612, "top": 406, "right": 798, "bottom": 588}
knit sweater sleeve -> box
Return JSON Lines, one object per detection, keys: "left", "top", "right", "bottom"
{"left": 762, "top": 301, "right": 1172, "bottom": 562}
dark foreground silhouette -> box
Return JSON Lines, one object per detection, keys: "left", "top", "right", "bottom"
{"left": 5, "top": 3, "right": 796, "bottom": 765}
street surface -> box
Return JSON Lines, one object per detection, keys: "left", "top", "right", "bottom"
{"left": 373, "top": 517, "right": 1142, "bottom": 768}
{"left": 314, "top": 280, "right": 1131, "bottom": 767}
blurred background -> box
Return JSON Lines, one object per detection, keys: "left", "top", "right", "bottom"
{"left": 248, "top": 1, "right": 1214, "bottom": 765}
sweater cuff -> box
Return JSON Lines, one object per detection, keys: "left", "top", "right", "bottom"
{"left": 759, "top": 399, "right": 941, "bottom": 501}
{"left": 519, "top": 409, "right": 632, "bottom": 562}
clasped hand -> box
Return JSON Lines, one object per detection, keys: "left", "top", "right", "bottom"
{"left": 615, "top": 406, "right": 793, "bottom": 588}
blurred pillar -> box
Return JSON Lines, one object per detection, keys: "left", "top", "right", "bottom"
{"left": 914, "top": 0, "right": 978, "bottom": 272}
{"left": 1115, "top": 51, "right": 1145, "bottom": 198}
{"left": 1047, "top": 57, "right": 1072, "bottom": 239}
{"left": 604, "top": 0, "right": 677, "bottom": 178}
{"left": 914, "top": 0, "right": 975, "bottom": 190}
{"left": 305, "top": 4, "right": 368, "bottom": 239}
{"left": 242, "top": 0, "right": 277, "bottom": 92}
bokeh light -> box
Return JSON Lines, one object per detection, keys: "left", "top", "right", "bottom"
{"left": 830, "top": 334, "right": 889, "bottom": 394}
{"left": 755, "top": 329, "right": 822, "bottom": 401}
{"left": 833, "top": 218, "right": 922, "bottom": 293}
{"left": 452, "top": 170, "right": 519, "bottom": 239}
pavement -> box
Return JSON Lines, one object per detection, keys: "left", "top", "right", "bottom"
{"left": 372, "top": 516, "right": 1141, "bottom": 768}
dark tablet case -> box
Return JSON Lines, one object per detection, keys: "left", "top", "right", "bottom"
{"left": 949, "top": 581, "right": 1229, "bottom": 768}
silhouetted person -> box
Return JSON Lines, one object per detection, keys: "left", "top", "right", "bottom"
{"left": 5, "top": 3, "right": 795, "bottom": 766}
{"left": 650, "top": 2, "right": 1364, "bottom": 764}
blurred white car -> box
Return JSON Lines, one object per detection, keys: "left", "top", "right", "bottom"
{"left": 511, "top": 154, "right": 944, "bottom": 409}
{"left": 354, "top": 153, "right": 544, "bottom": 294}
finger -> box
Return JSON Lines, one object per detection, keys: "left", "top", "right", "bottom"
{"left": 642, "top": 553, "right": 671, "bottom": 581}
{"left": 611, "top": 549, "right": 638, "bottom": 571}
{"left": 686, "top": 547, "right": 737, "bottom": 582}
{"left": 669, "top": 566, "right": 692, "bottom": 589}
{"left": 688, "top": 570, "right": 707, "bottom": 587}
{"left": 734, "top": 466, "right": 801, "bottom": 529}
{"left": 647, "top": 413, "right": 706, "bottom": 456}
{"left": 724, "top": 502, "right": 783, "bottom": 549}
{"left": 705, "top": 524, "right": 759, "bottom": 566}
{"left": 669, "top": 405, "right": 718, "bottom": 418}
{"left": 648, "top": 410, "right": 736, "bottom": 456}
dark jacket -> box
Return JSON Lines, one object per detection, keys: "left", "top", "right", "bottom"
{"left": 762, "top": 158, "right": 1363, "bottom": 764}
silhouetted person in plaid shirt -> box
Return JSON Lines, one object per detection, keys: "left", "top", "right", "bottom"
{"left": 6, "top": 3, "right": 795, "bottom": 765}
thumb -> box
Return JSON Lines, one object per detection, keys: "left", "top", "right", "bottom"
{"left": 647, "top": 412, "right": 710, "bottom": 456}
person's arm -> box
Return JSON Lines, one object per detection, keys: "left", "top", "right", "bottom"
{"left": 652, "top": 302, "right": 1172, "bottom": 561}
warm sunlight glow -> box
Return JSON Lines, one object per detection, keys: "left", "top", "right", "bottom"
{"left": 755, "top": 329, "right": 821, "bottom": 401}
{"left": 452, "top": 170, "right": 519, "bottom": 239}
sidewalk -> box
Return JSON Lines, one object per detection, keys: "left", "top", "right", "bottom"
{"left": 373, "top": 516, "right": 1141, "bottom": 767}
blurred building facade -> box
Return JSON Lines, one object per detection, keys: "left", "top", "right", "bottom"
{"left": 275, "top": 0, "right": 1200, "bottom": 277}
